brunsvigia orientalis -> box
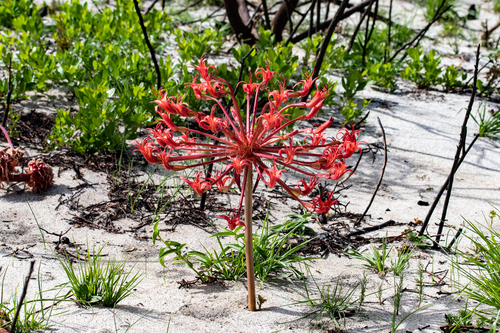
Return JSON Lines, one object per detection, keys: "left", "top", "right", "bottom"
{"left": 133, "top": 54, "right": 363, "bottom": 311}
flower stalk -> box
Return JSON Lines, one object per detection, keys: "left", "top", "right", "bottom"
{"left": 244, "top": 166, "right": 256, "bottom": 311}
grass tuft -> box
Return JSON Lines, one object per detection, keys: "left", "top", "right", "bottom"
{"left": 57, "top": 242, "right": 143, "bottom": 307}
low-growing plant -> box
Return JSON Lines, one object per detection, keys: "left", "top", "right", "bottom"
{"left": 367, "top": 61, "right": 398, "bottom": 92}
{"left": 345, "top": 238, "right": 392, "bottom": 277}
{"left": 451, "top": 207, "right": 500, "bottom": 327}
{"left": 415, "top": 261, "right": 425, "bottom": 307}
{"left": 442, "top": 65, "right": 466, "bottom": 92}
{"left": 57, "top": 243, "right": 143, "bottom": 307}
{"left": 404, "top": 228, "right": 432, "bottom": 248}
{"left": 0, "top": 265, "right": 61, "bottom": 333}
{"left": 159, "top": 216, "right": 314, "bottom": 283}
{"left": 340, "top": 69, "right": 370, "bottom": 122}
{"left": 359, "top": 271, "right": 368, "bottom": 307}
{"left": 472, "top": 103, "right": 500, "bottom": 140}
{"left": 424, "top": 0, "right": 456, "bottom": 22}
{"left": 290, "top": 271, "right": 359, "bottom": 331}
{"left": 175, "top": 25, "right": 230, "bottom": 62}
{"left": 391, "top": 245, "right": 415, "bottom": 276}
{"left": 401, "top": 47, "right": 443, "bottom": 89}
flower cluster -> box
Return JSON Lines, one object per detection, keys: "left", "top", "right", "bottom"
{"left": 0, "top": 126, "right": 54, "bottom": 194}
{"left": 134, "top": 55, "right": 362, "bottom": 230}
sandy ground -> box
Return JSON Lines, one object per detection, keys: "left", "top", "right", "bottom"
{"left": 1, "top": 0, "right": 500, "bottom": 332}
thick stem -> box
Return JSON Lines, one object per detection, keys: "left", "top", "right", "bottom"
{"left": 244, "top": 166, "right": 256, "bottom": 311}
{"left": 262, "top": 0, "right": 271, "bottom": 30}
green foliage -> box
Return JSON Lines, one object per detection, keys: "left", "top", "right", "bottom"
{"left": 159, "top": 215, "right": 314, "bottom": 282}
{"left": 290, "top": 269, "right": 359, "bottom": 331}
{"left": 349, "top": 19, "right": 414, "bottom": 66}
{"left": 0, "top": 52, "right": 37, "bottom": 103}
{"left": 175, "top": 25, "right": 230, "bottom": 62}
{"left": 0, "top": 0, "right": 37, "bottom": 29}
{"left": 390, "top": 245, "right": 415, "bottom": 276}
{"left": 424, "top": 0, "right": 456, "bottom": 22}
{"left": 404, "top": 228, "right": 433, "bottom": 248}
{"left": 495, "top": 0, "right": 500, "bottom": 13}
{"left": 345, "top": 238, "right": 392, "bottom": 277}
{"left": 444, "top": 307, "right": 477, "bottom": 332}
{"left": 477, "top": 53, "right": 500, "bottom": 98}
{"left": 1, "top": 0, "right": 172, "bottom": 153}
{"left": 367, "top": 61, "right": 398, "bottom": 92}
{"left": 0, "top": 266, "right": 60, "bottom": 333}
{"left": 472, "top": 103, "right": 500, "bottom": 140}
{"left": 340, "top": 69, "right": 369, "bottom": 122}
{"left": 442, "top": 64, "right": 466, "bottom": 92}
{"left": 401, "top": 47, "right": 443, "bottom": 89}
{"left": 57, "top": 243, "right": 143, "bottom": 307}
{"left": 452, "top": 208, "right": 500, "bottom": 326}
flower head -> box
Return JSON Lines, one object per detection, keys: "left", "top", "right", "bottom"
{"left": 133, "top": 56, "right": 363, "bottom": 225}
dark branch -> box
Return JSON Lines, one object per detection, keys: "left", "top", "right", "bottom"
{"left": 133, "top": 0, "right": 162, "bottom": 90}
{"left": 419, "top": 45, "right": 481, "bottom": 238}
{"left": 10, "top": 261, "right": 36, "bottom": 333}
{"left": 355, "top": 117, "right": 387, "bottom": 225}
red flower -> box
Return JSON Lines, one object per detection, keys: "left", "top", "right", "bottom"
{"left": 190, "top": 53, "right": 217, "bottom": 82}
{"left": 312, "top": 190, "right": 338, "bottom": 214}
{"left": 185, "top": 74, "right": 204, "bottom": 100}
{"left": 241, "top": 72, "right": 259, "bottom": 96}
{"left": 217, "top": 209, "right": 245, "bottom": 231}
{"left": 291, "top": 73, "right": 317, "bottom": 98}
{"left": 337, "top": 126, "right": 363, "bottom": 159}
{"left": 260, "top": 109, "right": 286, "bottom": 130}
{"left": 329, "top": 162, "right": 351, "bottom": 180}
{"left": 133, "top": 56, "right": 363, "bottom": 225}
{"left": 279, "top": 138, "right": 299, "bottom": 164}
{"left": 311, "top": 146, "right": 340, "bottom": 170}
{"left": 196, "top": 105, "right": 228, "bottom": 133}
{"left": 255, "top": 58, "right": 276, "bottom": 86}
{"left": 132, "top": 138, "right": 159, "bottom": 164}
{"left": 261, "top": 161, "right": 286, "bottom": 189}
{"left": 211, "top": 169, "right": 234, "bottom": 193}
{"left": 305, "top": 86, "right": 330, "bottom": 119}
{"left": 268, "top": 81, "right": 291, "bottom": 110}
{"left": 150, "top": 124, "right": 179, "bottom": 149}
{"left": 158, "top": 149, "right": 186, "bottom": 171}
{"left": 290, "top": 177, "right": 320, "bottom": 196}
{"left": 228, "top": 156, "right": 251, "bottom": 175}
{"left": 202, "top": 80, "right": 229, "bottom": 99}
{"left": 180, "top": 172, "right": 213, "bottom": 195}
